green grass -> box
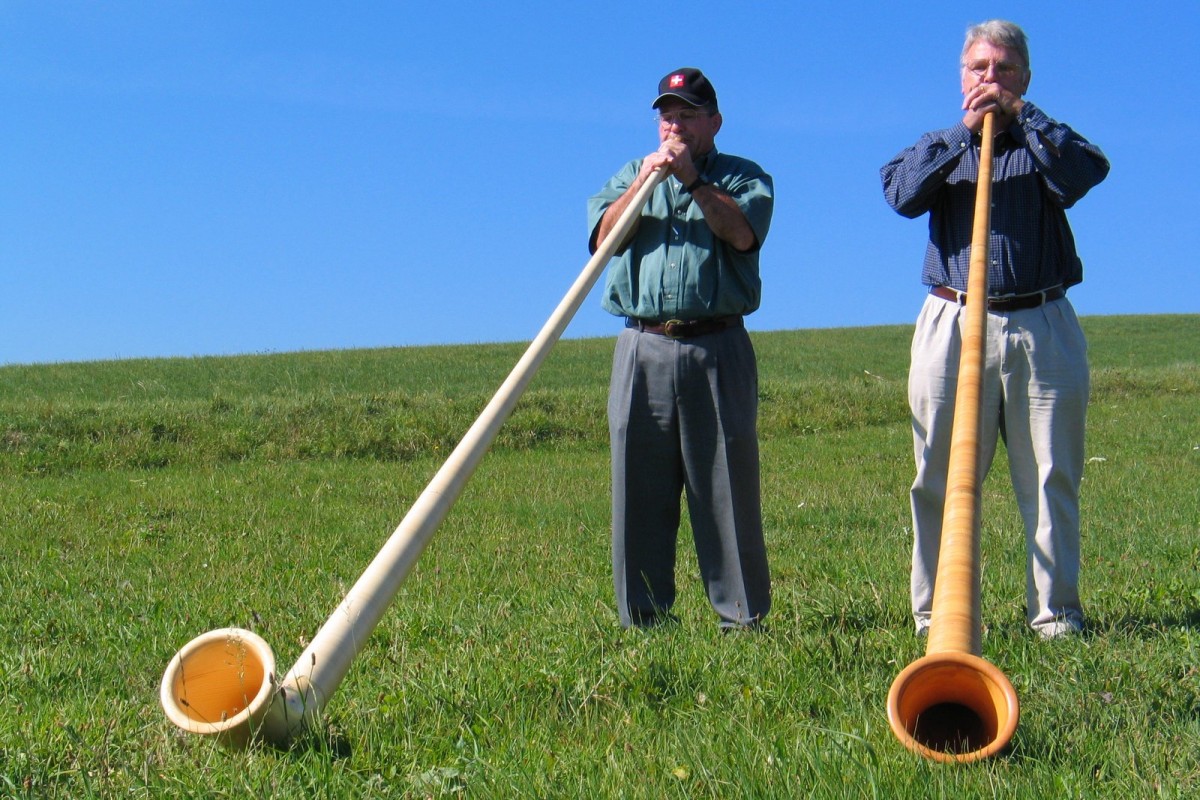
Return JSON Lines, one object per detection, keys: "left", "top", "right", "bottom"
{"left": 1, "top": 314, "right": 1198, "bottom": 797}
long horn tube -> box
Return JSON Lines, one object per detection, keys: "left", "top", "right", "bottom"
{"left": 160, "top": 169, "right": 666, "bottom": 749}
{"left": 886, "top": 113, "right": 1020, "bottom": 762}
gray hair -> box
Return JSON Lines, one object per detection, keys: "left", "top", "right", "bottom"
{"left": 962, "top": 19, "right": 1030, "bottom": 68}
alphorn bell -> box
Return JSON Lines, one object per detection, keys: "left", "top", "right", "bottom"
{"left": 160, "top": 169, "right": 667, "bottom": 749}
{"left": 886, "top": 113, "right": 1020, "bottom": 762}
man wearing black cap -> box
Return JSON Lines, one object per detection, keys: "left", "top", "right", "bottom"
{"left": 587, "top": 68, "right": 774, "bottom": 630}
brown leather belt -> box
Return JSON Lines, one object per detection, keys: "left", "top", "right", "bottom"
{"left": 626, "top": 315, "right": 743, "bottom": 339}
{"left": 930, "top": 285, "right": 1065, "bottom": 312}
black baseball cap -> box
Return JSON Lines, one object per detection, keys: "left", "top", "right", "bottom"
{"left": 652, "top": 67, "right": 718, "bottom": 110}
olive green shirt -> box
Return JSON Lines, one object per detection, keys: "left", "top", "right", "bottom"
{"left": 587, "top": 150, "right": 773, "bottom": 321}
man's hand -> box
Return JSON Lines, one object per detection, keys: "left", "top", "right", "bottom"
{"left": 640, "top": 135, "right": 699, "bottom": 187}
{"left": 962, "top": 82, "right": 1025, "bottom": 133}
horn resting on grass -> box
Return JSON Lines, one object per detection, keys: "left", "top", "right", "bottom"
{"left": 160, "top": 170, "right": 667, "bottom": 749}
{"left": 886, "top": 113, "right": 1020, "bottom": 762}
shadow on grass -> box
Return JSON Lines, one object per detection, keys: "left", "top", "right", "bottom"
{"left": 271, "top": 726, "right": 353, "bottom": 760}
{"left": 1089, "top": 605, "right": 1200, "bottom": 637}
{"left": 971, "top": 604, "right": 1200, "bottom": 642}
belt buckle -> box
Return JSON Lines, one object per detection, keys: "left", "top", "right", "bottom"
{"left": 662, "top": 319, "right": 687, "bottom": 339}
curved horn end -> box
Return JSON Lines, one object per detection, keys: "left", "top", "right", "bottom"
{"left": 160, "top": 628, "right": 277, "bottom": 750}
{"left": 886, "top": 651, "right": 1019, "bottom": 763}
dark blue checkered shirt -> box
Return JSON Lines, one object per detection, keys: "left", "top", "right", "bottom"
{"left": 881, "top": 102, "right": 1110, "bottom": 295}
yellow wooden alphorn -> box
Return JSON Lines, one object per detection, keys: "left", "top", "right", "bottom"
{"left": 159, "top": 169, "right": 667, "bottom": 749}
{"left": 886, "top": 113, "right": 1019, "bottom": 762}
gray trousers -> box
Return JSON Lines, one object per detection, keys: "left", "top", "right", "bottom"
{"left": 909, "top": 293, "right": 1089, "bottom": 637}
{"left": 608, "top": 324, "right": 771, "bottom": 628}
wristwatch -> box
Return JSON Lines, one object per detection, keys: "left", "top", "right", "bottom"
{"left": 684, "top": 174, "right": 710, "bottom": 193}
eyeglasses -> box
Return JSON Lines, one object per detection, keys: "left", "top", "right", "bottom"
{"left": 655, "top": 108, "right": 711, "bottom": 126}
{"left": 963, "top": 60, "right": 1027, "bottom": 79}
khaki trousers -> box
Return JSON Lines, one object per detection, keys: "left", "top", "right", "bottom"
{"left": 909, "top": 293, "right": 1089, "bottom": 636}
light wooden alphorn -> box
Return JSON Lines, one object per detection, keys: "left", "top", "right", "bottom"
{"left": 160, "top": 169, "right": 666, "bottom": 749}
{"left": 886, "top": 113, "right": 1020, "bottom": 762}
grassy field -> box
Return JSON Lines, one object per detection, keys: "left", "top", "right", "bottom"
{"left": 2, "top": 314, "right": 1198, "bottom": 798}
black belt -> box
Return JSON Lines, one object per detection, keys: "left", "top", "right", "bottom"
{"left": 626, "top": 315, "right": 743, "bottom": 339}
{"left": 930, "top": 285, "right": 1065, "bottom": 312}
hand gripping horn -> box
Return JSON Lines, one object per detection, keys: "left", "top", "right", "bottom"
{"left": 160, "top": 169, "right": 667, "bottom": 749}
{"left": 886, "top": 113, "right": 1020, "bottom": 762}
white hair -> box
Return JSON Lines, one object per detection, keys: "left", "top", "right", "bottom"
{"left": 962, "top": 19, "right": 1030, "bottom": 68}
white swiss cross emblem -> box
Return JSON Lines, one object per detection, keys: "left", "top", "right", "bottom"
{"left": 669, "top": 74, "right": 686, "bottom": 88}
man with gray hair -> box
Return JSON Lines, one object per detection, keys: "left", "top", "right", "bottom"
{"left": 881, "top": 20, "right": 1110, "bottom": 638}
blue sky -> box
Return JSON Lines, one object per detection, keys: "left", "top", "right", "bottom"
{"left": 3, "top": 1, "right": 1197, "bottom": 365}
